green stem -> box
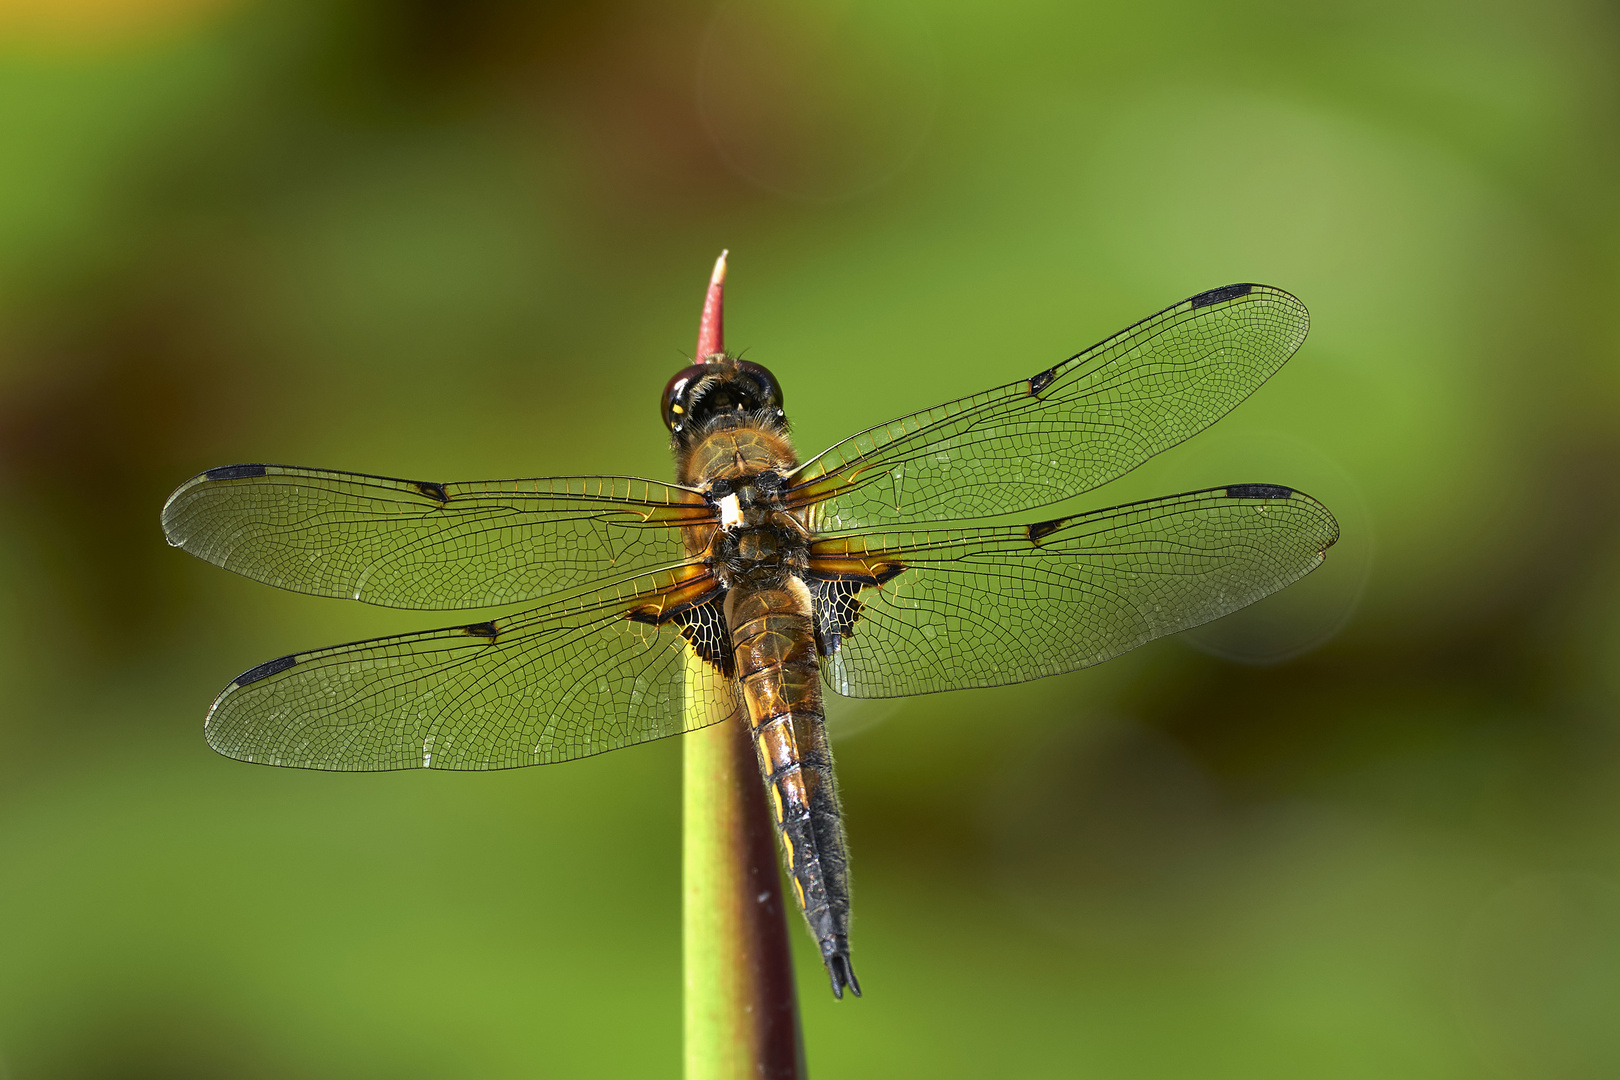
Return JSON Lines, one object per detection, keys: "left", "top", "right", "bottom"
{"left": 683, "top": 711, "right": 806, "bottom": 1079}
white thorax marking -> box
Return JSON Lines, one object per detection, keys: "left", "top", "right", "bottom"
{"left": 717, "top": 492, "right": 743, "bottom": 529}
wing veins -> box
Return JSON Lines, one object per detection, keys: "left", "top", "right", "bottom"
{"left": 788, "top": 286, "right": 1308, "bottom": 530}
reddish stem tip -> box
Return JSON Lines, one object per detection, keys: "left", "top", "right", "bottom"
{"left": 696, "top": 250, "right": 728, "bottom": 362}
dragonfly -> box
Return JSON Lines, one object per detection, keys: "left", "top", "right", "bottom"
{"left": 162, "top": 270, "right": 1337, "bottom": 999}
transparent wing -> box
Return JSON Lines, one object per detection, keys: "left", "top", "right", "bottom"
{"left": 788, "top": 285, "right": 1308, "bottom": 531}
{"left": 162, "top": 464, "right": 712, "bottom": 610}
{"left": 808, "top": 484, "right": 1338, "bottom": 698}
{"left": 682, "top": 634, "right": 744, "bottom": 751}
{"left": 204, "top": 564, "right": 736, "bottom": 771}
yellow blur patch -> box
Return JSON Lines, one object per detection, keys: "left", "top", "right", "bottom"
{"left": 0, "top": 0, "right": 238, "bottom": 51}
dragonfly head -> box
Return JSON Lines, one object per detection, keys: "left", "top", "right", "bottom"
{"left": 663, "top": 355, "right": 785, "bottom": 439}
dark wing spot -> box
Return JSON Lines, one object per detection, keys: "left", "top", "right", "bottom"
{"left": 461, "top": 620, "right": 499, "bottom": 639}
{"left": 625, "top": 586, "right": 730, "bottom": 673}
{"left": 414, "top": 481, "right": 450, "bottom": 503}
{"left": 205, "top": 464, "right": 268, "bottom": 481}
{"left": 811, "top": 579, "right": 863, "bottom": 655}
{"left": 812, "top": 580, "right": 849, "bottom": 655}
{"left": 235, "top": 654, "right": 296, "bottom": 686}
{"left": 670, "top": 597, "right": 735, "bottom": 677}
{"left": 1026, "top": 517, "right": 1066, "bottom": 542}
{"left": 807, "top": 565, "right": 906, "bottom": 655}
{"left": 1225, "top": 483, "right": 1293, "bottom": 499}
{"left": 1027, "top": 366, "right": 1059, "bottom": 395}
{"left": 1189, "top": 283, "right": 1253, "bottom": 309}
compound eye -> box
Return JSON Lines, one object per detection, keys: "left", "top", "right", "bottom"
{"left": 662, "top": 364, "right": 709, "bottom": 431}
{"left": 736, "top": 360, "right": 784, "bottom": 413}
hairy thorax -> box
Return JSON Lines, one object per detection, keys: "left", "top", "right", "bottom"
{"left": 677, "top": 416, "right": 810, "bottom": 590}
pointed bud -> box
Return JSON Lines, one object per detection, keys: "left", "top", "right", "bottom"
{"left": 696, "top": 250, "right": 728, "bottom": 362}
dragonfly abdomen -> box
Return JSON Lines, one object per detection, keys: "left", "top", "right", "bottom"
{"left": 726, "top": 579, "right": 860, "bottom": 999}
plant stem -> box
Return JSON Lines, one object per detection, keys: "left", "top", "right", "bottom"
{"left": 683, "top": 714, "right": 806, "bottom": 1079}
{"left": 682, "top": 250, "right": 806, "bottom": 1079}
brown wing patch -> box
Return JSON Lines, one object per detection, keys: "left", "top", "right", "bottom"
{"left": 781, "top": 468, "right": 873, "bottom": 514}
{"left": 806, "top": 539, "right": 910, "bottom": 656}
{"left": 640, "top": 489, "right": 715, "bottom": 525}
{"left": 670, "top": 598, "right": 735, "bottom": 676}
{"left": 806, "top": 536, "right": 907, "bottom": 584}
{"left": 623, "top": 566, "right": 733, "bottom": 676}
{"left": 623, "top": 563, "right": 717, "bottom": 624}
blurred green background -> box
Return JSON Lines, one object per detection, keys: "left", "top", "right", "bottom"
{"left": 3, "top": 0, "right": 1619, "bottom": 1076}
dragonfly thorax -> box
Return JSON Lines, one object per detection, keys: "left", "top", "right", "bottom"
{"left": 676, "top": 416, "right": 798, "bottom": 488}
{"left": 705, "top": 469, "right": 810, "bottom": 589}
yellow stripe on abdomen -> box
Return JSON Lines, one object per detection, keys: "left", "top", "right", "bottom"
{"left": 727, "top": 578, "right": 858, "bottom": 995}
